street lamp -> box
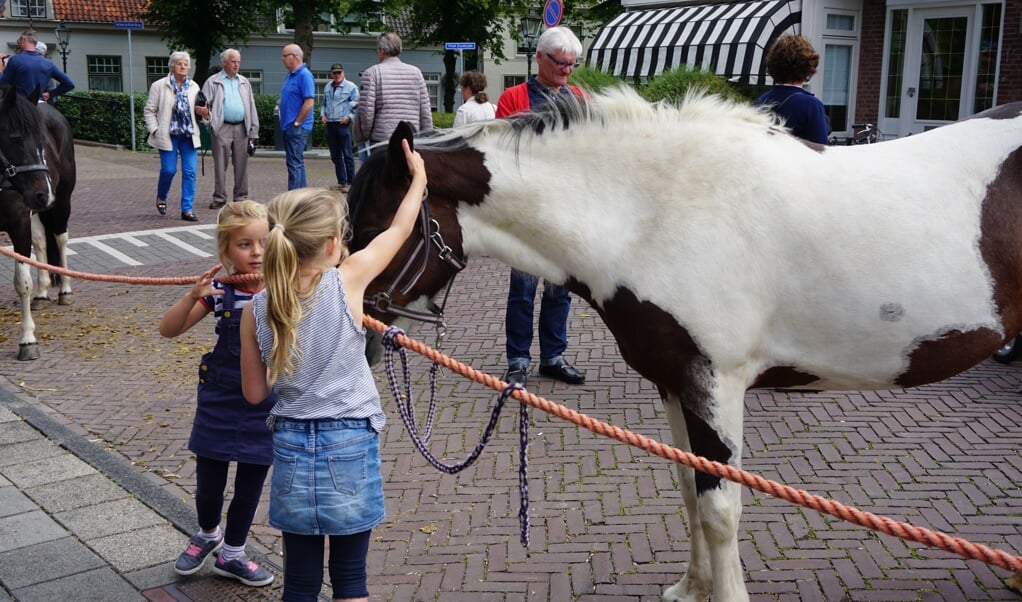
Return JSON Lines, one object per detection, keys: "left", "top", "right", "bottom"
{"left": 54, "top": 21, "right": 70, "bottom": 72}
{"left": 519, "top": 8, "right": 542, "bottom": 79}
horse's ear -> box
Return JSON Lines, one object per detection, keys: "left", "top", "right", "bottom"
{"left": 1, "top": 85, "right": 17, "bottom": 110}
{"left": 26, "top": 85, "right": 40, "bottom": 105}
{"left": 386, "top": 121, "right": 416, "bottom": 179}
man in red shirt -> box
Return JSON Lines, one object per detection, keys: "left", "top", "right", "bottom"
{"left": 496, "top": 26, "right": 586, "bottom": 389}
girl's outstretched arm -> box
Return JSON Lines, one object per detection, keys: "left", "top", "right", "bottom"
{"left": 159, "top": 264, "right": 221, "bottom": 338}
{"left": 339, "top": 139, "right": 426, "bottom": 310}
{"left": 240, "top": 303, "right": 272, "bottom": 404}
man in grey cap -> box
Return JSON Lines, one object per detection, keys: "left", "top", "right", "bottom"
{"left": 320, "top": 63, "right": 359, "bottom": 193}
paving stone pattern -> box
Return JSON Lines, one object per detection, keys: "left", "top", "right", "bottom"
{"left": 0, "top": 144, "right": 1019, "bottom": 600}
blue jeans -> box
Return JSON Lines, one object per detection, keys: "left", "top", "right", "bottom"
{"left": 325, "top": 122, "right": 355, "bottom": 185}
{"left": 157, "top": 134, "right": 197, "bottom": 212}
{"left": 283, "top": 126, "right": 309, "bottom": 190}
{"left": 505, "top": 268, "right": 571, "bottom": 366}
{"left": 268, "top": 417, "right": 385, "bottom": 536}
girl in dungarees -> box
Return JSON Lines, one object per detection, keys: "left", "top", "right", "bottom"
{"left": 239, "top": 139, "right": 425, "bottom": 602}
{"left": 159, "top": 201, "right": 275, "bottom": 587}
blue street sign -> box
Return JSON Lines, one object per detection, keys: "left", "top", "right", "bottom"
{"left": 543, "top": 0, "right": 563, "bottom": 27}
{"left": 444, "top": 42, "right": 476, "bottom": 50}
{"left": 114, "top": 21, "right": 144, "bottom": 29}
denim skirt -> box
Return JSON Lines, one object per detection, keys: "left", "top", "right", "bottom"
{"left": 268, "top": 417, "right": 385, "bottom": 535}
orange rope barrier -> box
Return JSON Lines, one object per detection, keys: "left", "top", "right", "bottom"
{"left": 365, "top": 315, "right": 1022, "bottom": 574}
{"left": 2, "top": 244, "right": 1019, "bottom": 573}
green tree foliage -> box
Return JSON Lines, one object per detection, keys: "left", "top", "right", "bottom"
{"left": 279, "top": 0, "right": 388, "bottom": 69}
{"left": 382, "top": 0, "right": 535, "bottom": 112}
{"left": 140, "top": 0, "right": 280, "bottom": 84}
{"left": 568, "top": 65, "right": 625, "bottom": 93}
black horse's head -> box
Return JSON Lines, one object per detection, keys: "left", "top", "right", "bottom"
{"left": 349, "top": 122, "right": 473, "bottom": 364}
{"left": 0, "top": 85, "right": 53, "bottom": 211}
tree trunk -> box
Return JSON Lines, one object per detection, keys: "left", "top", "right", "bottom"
{"left": 192, "top": 42, "right": 214, "bottom": 86}
{"left": 442, "top": 50, "right": 457, "bottom": 113}
{"left": 292, "top": 2, "right": 316, "bottom": 68}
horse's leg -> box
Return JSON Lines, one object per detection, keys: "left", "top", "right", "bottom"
{"left": 29, "top": 212, "right": 50, "bottom": 311}
{"left": 51, "top": 229, "right": 72, "bottom": 305}
{"left": 13, "top": 260, "right": 38, "bottom": 361}
{"left": 661, "top": 392, "right": 712, "bottom": 602}
{"left": 662, "top": 377, "right": 749, "bottom": 602}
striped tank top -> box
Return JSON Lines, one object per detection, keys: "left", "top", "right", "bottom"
{"left": 251, "top": 268, "right": 385, "bottom": 431}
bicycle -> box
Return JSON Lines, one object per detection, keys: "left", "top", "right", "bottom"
{"left": 847, "top": 122, "right": 881, "bottom": 145}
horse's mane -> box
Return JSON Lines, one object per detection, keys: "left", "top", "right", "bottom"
{"left": 0, "top": 84, "right": 42, "bottom": 138}
{"left": 414, "top": 86, "right": 776, "bottom": 153}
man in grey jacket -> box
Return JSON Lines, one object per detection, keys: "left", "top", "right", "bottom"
{"left": 354, "top": 32, "right": 432, "bottom": 159}
{"left": 197, "top": 48, "right": 260, "bottom": 209}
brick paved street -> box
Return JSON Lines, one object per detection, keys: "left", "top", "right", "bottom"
{"left": 0, "top": 144, "right": 1018, "bottom": 600}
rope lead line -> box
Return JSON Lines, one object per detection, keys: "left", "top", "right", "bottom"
{"left": 381, "top": 325, "right": 532, "bottom": 547}
{"left": 368, "top": 316, "right": 1022, "bottom": 574}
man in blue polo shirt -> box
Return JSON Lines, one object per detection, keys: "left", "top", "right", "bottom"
{"left": 279, "top": 43, "right": 315, "bottom": 190}
{"left": 0, "top": 29, "right": 74, "bottom": 102}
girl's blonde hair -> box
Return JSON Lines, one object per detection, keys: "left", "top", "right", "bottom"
{"left": 216, "top": 200, "right": 268, "bottom": 273}
{"left": 263, "top": 188, "right": 350, "bottom": 381}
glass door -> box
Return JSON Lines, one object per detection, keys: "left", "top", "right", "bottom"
{"left": 899, "top": 7, "right": 974, "bottom": 135}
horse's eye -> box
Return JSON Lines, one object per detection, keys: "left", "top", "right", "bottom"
{"left": 9, "top": 134, "right": 22, "bottom": 143}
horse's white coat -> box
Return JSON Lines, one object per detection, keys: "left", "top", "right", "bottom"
{"left": 425, "top": 88, "right": 1022, "bottom": 601}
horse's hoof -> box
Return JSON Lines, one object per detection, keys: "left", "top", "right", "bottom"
{"left": 17, "top": 343, "right": 40, "bottom": 361}
{"left": 29, "top": 297, "right": 50, "bottom": 311}
{"left": 58, "top": 292, "right": 74, "bottom": 306}
{"left": 1006, "top": 573, "right": 1022, "bottom": 594}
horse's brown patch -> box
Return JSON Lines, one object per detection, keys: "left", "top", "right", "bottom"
{"left": 750, "top": 366, "right": 819, "bottom": 389}
{"left": 566, "top": 280, "right": 733, "bottom": 492}
{"left": 895, "top": 327, "right": 1003, "bottom": 387}
{"left": 978, "top": 147, "right": 1022, "bottom": 336}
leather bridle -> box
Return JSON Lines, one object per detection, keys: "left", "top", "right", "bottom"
{"left": 0, "top": 145, "right": 48, "bottom": 193}
{"left": 364, "top": 188, "right": 467, "bottom": 327}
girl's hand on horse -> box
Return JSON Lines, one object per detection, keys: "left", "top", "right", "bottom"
{"left": 403, "top": 139, "right": 426, "bottom": 185}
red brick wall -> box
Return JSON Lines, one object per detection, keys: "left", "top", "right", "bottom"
{"left": 1001, "top": 0, "right": 1022, "bottom": 104}
{"left": 856, "top": 0, "right": 1021, "bottom": 125}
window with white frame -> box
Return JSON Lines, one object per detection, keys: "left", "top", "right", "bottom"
{"left": 422, "top": 71, "right": 440, "bottom": 111}
{"left": 821, "top": 8, "right": 860, "bottom": 136}
{"left": 10, "top": 0, "right": 46, "bottom": 19}
{"left": 88, "top": 56, "right": 122, "bottom": 92}
{"left": 239, "top": 70, "right": 263, "bottom": 94}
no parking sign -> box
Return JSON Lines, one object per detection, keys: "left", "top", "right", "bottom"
{"left": 543, "top": 0, "right": 563, "bottom": 27}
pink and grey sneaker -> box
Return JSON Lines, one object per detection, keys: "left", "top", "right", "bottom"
{"left": 213, "top": 553, "right": 274, "bottom": 587}
{"left": 174, "top": 533, "right": 223, "bottom": 575}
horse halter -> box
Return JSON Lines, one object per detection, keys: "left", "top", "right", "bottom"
{"left": 0, "top": 145, "right": 48, "bottom": 192}
{"left": 365, "top": 187, "right": 467, "bottom": 327}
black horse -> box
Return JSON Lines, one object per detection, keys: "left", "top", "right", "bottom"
{"left": 0, "top": 85, "right": 75, "bottom": 360}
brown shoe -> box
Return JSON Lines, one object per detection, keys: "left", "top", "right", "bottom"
{"left": 209, "top": 200, "right": 226, "bottom": 210}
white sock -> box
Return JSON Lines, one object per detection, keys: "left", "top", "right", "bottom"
{"left": 197, "top": 526, "right": 221, "bottom": 541}
{"left": 219, "top": 542, "right": 245, "bottom": 562}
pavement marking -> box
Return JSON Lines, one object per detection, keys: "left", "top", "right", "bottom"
{"left": 78, "top": 239, "right": 142, "bottom": 266}
{"left": 152, "top": 231, "right": 214, "bottom": 258}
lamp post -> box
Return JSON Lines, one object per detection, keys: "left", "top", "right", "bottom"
{"left": 519, "top": 8, "right": 542, "bottom": 79}
{"left": 54, "top": 21, "right": 70, "bottom": 72}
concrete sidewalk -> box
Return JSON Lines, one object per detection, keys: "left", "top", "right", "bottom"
{"left": 0, "top": 380, "right": 289, "bottom": 601}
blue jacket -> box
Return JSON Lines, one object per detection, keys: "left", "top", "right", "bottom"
{"left": 754, "top": 86, "right": 829, "bottom": 145}
{"left": 0, "top": 51, "right": 74, "bottom": 100}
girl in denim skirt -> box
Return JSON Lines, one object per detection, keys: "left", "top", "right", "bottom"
{"left": 240, "top": 138, "right": 425, "bottom": 601}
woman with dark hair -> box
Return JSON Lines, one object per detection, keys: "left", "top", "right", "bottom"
{"left": 754, "top": 34, "right": 830, "bottom": 144}
{"left": 453, "top": 70, "right": 495, "bottom": 127}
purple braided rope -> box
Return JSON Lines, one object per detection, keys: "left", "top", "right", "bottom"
{"left": 381, "top": 326, "right": 533, "bottom": 547}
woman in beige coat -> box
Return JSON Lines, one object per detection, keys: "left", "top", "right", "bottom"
{"left": 144, "top": 51, "right": 201, "bottom": 221}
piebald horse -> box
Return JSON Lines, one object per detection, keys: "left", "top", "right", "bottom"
{"left": 348, "top": 87, "right": 1022, "bottom": 601}
{"left": 0, "top": 85, "right": 75, "bottom": 360}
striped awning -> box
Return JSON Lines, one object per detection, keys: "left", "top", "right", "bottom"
{"left": 586, "top": 0, "right": 802, "bottom": 85}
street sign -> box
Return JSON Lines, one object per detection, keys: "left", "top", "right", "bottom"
{"left": 543, "top": 0, "right": 563, "bottom": 28}
{"left": 444, "top": 42, "right": 476, "bottom": 51}
{"left": 114, "top": 21, "right": 144, "bottom": 29}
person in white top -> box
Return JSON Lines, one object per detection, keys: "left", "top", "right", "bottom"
{"left": 453, "top": 70, "right": 495, "bottom": 127}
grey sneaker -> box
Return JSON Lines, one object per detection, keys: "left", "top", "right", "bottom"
{"left": 174, "top": 533, "right": 223, "bottom": 575}
{"left": 213, "top": 553, "right": 274, "bottom": 587}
